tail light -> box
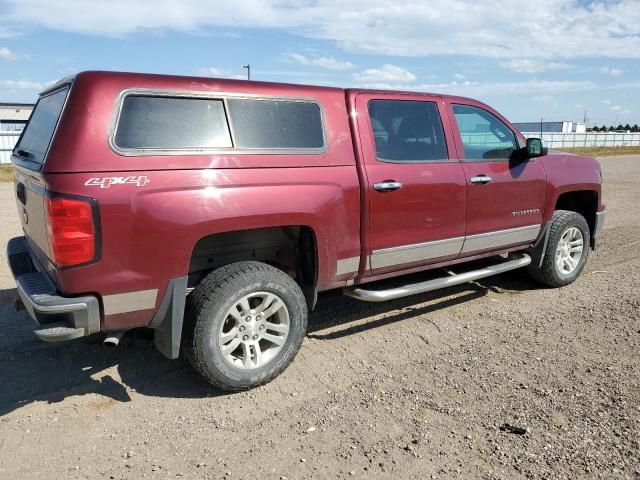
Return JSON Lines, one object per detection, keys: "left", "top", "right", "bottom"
{"left": 45, "top": 194, "right": 99, "bottom": 268}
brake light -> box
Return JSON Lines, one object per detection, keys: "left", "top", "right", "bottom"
{"left": 45, "top": 195, "right": 98, "bottom": 267}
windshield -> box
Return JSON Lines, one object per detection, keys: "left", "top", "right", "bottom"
{"left": 14, "top": 86, "right": 69, "bottom": 165}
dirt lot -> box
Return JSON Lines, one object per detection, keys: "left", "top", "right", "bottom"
{"left": 0, "top": 156, "right": 638, "bottom": 480}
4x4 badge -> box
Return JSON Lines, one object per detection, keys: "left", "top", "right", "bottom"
{"left": 85, "top": 176, "right": 150, "bottom": 189}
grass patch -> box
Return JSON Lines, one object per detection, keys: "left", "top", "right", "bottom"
{"left": 560, "top": 146, "right": 640, "bottom": 157}
{"left": 0, "top": 164, "right": 14, "bottom": 182}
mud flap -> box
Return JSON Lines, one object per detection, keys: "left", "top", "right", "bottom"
{"left": 527, "top": 222, "right": 551, "bottom": 269}
{"left": 150, "top": 276, "right": 188, "bottom": 359}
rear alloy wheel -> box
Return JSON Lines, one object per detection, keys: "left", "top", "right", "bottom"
{"left": 218, "top": 291, "right": 291, "bottom": 370}
{"left": 528, "top": 210, "right": 590, "bottom": 287}
{"left": 183, "top": 261, "right": 308, "bottom": 391}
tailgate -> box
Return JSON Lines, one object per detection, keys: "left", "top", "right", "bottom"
{"left": 14, "top": 168, "right": 51, "bottom": 266}
{"left": 11, "top": 84, "right": 70, "bottom": 269}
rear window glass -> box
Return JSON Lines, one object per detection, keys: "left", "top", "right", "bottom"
{"left": 15, "top": 87, "right": 69, "bottom": 165}
{"left": 367, "top": 100, "right": 448, "bottom": 162}
{"left": 114, "top": 95, "right": 232, "bottom": 150}
{"left": 226, "top": 99, "right": 324, "bottom": 149}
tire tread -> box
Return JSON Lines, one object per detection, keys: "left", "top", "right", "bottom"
{"left": 528, "top": 210, "right": 590, "bottom": 287}
{"left": 183, "top": 261, "right": 307, "bottom": 391}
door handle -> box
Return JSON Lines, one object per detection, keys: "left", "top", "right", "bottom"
{"left": 470, "top": 175, "right": 492, "bottom": 185}
{"left": 373, "top": 181, "right": 403, "bottom": 192}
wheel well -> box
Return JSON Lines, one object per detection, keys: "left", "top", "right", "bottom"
{"left": 188, "top": 226, "right": 318, "bottom": 297}
{"left": 555, "top": 190, "right": 598, "bottom": 235}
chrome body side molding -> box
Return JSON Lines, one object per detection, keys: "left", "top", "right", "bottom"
{"left": 366, "top": 225, "right": 540, "bottom": 272}
{"left": 336, "top": 256, "right": 361, "bottom": 276}
{"left": 103, "top": 289, "right": 158, "bottom": 315}
{"left": 370, "top": 237, "right": 464, "bottom": 270}
{"left": 460, "top": 225, "right": 540, "bottom": 254}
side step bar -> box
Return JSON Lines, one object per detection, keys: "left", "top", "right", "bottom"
{"left": 343, "top": 254, "right": 531, "bottom": 303}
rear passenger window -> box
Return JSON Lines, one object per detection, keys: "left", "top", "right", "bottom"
{"left": 227, "top": 99, "right": 324, "bottom": 149}
{"left": 113, "top": 95, "right": 325, "bottom": 152}
{"left": 452, "top": 104, "right": 517, "bottom": 160}
{"left": 367, "top": 100, "right": 448, "bottom": 162}
{"left": 115, "top": 95, "right": 232, "bottom": 150}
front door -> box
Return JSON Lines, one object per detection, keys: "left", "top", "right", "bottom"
{"left": 353, "top": 92, "right": 467, "bottom": 275}
{"left": 448, "top": 101, "right": 546, "bottom": 255}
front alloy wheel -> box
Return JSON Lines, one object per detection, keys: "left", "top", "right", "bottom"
{"left": 555, "top": 226, "right": 584, "bottom": 275}
{"left": 528, "top": 209, "right": 590, "bottom": 287}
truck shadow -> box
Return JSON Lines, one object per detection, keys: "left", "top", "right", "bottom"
{"left": 307, "top": 264, "right": 539, "bottom": 339}
{"left": 0, "top": 266, "right": 541, "bottom": 416}
{"left": 0, "top": 289, "right": 222, "bottom": 417}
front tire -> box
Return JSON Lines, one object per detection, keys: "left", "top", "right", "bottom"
{"left": 183, "top": 261, "right": 308, "bottom": 391}
{"left": 528, "top": 210, "right": 590, "bottom": 287}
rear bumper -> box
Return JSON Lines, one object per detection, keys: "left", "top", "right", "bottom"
{"left": 7, "top": 236, "right": 101, "bottom": 342}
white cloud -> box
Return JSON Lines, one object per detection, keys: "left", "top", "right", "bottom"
{"left": 2, "top": 1, "right": 640, "bottom": 59}
{"left": 0, "top": 47, "right": 17, "bottom": 61}
{"left": 0, "top": 79, "right": 47, "bottom": 91}
{"left": 453, "top": 73, "right": 466, "bottom": 80}
{"left": 500, "top": 59, "right": 571, "bottom": 73}
{"left": 599, "top": 66, "right": 623, "bottom": 77}
{"left": 287, "top": 53, "right": 354, "bottom": 70}
{"left": 610, "top": 105, "right": 631, "bottom": 115}
{"left": 352, "top": 79, "right": 597, "bottom": 97}
{"left": 532, "top": 95, "right": 555, "bottom": 103}
{"left": 601, "top": 99, "right": 612, "bottom": 105}
{"left": 200, "top": 67, "right": 246, "bottom": 80}
{"left": 354, "top": 64, "right": 416, "bottom": 83}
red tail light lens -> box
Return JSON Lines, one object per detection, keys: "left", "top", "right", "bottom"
{"left": 45, "top": 195, "right": 98, "bottom": 267}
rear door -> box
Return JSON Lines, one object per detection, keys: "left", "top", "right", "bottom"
{"left": 447, "top": 101, "right": 546, "bottom": 255}
{"left": 353, "top": 92, "right": 466, "bottom": 275}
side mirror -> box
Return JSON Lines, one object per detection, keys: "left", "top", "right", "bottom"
{"left": 526, "top": 138, "right": 548, "bottom": 158}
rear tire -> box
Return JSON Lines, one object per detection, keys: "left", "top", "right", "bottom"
{"left": 528, "top": 210, "right": 590, "bottom": 287}
{"left": 183, "top": 261, "right": 308, "bottom": 391}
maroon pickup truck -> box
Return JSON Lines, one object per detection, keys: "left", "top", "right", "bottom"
{"left": 8, "top": 71, "right": 604, "bottom": 390}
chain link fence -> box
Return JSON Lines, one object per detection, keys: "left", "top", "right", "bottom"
{"left": 521, "top": 132, "right": 640, "bottom": 149}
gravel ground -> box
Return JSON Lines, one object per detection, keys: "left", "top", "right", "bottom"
{"left": 0, "top": 156, "right": 638, "bottom": 480}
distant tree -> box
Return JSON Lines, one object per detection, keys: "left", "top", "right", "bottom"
{"left": 616, "top": 124, "right": 624, "bottom": 131}
{"left": 632, "top": 124, "right": 639, "bottom": 132}
{"left": 609, "top": 126, "right": 615, "bottom": 131}
{"left": 624, "top": 123, "right": 631, "bottom": 131}
{"left": 601, "top": 124, "right": 608, "bottom": 132}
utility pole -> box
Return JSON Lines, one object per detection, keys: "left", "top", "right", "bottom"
{"left": 243, "top": 64, "right": 250, "bottom": 81}
{"left": 540, "top": 117, "right": 543, "bottom": 138}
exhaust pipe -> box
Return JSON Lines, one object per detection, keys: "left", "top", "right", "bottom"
{"left": 103, "top": 330, "right": 126, "bottom": 348}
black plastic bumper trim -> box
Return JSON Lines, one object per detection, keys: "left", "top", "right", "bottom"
{"left": 7, "top": 236, "right": 101, "bottom": 340}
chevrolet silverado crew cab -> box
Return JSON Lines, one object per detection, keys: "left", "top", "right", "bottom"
{"left": 8, "top": 71, "right": 605, "bottom": 391}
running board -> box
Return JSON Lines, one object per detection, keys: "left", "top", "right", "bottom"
{"left": 343, "top": 254, "right": 531, "bottom": 303}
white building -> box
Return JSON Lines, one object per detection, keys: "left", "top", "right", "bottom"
{"left": 513, "top": 120, "right": 587, "bottom": 134}
{"left": 0, "top": 102, "right": 33, "bottom": 132}
{"left": 0, "top": 103, "right": 34, "bottom": 163}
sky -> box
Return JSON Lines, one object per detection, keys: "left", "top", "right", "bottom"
{"left": 0, "top": 0, "right": 639, "bottom": 126}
